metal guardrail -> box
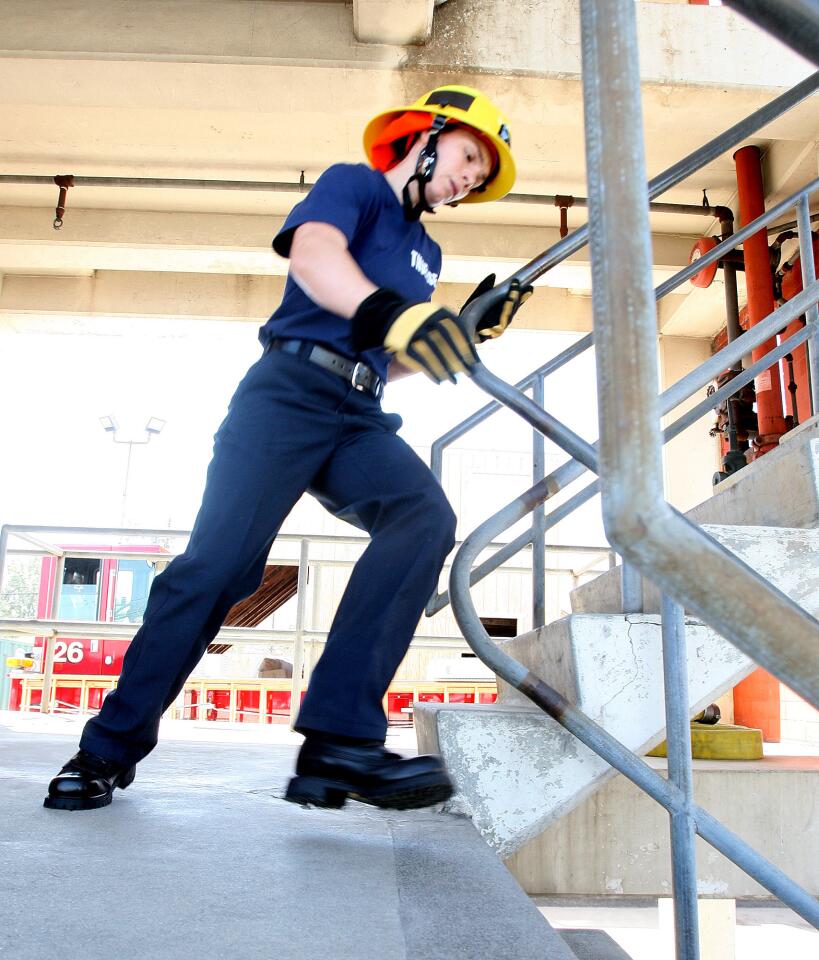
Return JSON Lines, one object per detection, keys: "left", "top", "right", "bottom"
{"left": 432, "top": 182, "right": 819, "bottom": 618}
{"left": 439, "top": 2, "right": 819, "bottom": 956}
{"left": 10, "top": 674, "right": 499, "bottom": 724}
{"left": 432, "top": 181, "right": 819, "bottom": 625}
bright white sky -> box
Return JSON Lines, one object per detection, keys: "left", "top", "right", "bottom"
{"left": 0, "top": 317, "right": 601, "bottom": 533}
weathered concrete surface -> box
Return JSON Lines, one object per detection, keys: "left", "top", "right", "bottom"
{"left": 415, "top": 701, "right": 612, "bottom": 859}
{"left": 0, "top": 717, "right": 577, "bottom": 960}
{"left": 354, "top": 0, "right": 433, "bottom": 45}
{"left": 416, "top": 613, "right": 752, "bottom": 857}
{"left": 3, "top": 0, "right": 813, "bottom": 90}
{"left": 572, "top": 519, "right": 819, "bottom": 619}
{"left": 494, "top": 615, "right": 752, "bottom": 726}
{"left": 571, "top": 417, "right": 819, "bottom": 614}
{"left": 506, "top": 754, "right": 819, "bottom": 898}
{"left": 573, "top": 421, "right": 819, "bottom": 614}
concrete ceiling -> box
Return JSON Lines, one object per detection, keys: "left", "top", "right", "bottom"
{"left": 1, "top": 0, "right": 817, "bottom": 340}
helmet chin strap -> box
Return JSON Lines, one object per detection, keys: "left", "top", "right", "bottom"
{"left": 402, "top": 116, "right": 447, "bottom": 222}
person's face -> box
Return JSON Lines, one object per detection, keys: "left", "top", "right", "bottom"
{"left": 423, "top": 127, "right": 495, "bottom": 207}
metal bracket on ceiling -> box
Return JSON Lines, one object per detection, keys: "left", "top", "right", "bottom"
{"left": 554, "top": 194, "right": 575, "bottom": 239}
{"left": 53, "top": 175, "right": 74, "bottom": 230}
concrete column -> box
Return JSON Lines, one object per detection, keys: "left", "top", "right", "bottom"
{"left": 659, "top": 898, "right": 736, "bottom": 960}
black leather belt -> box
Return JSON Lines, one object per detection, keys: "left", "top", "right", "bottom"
{"left": 265, "top": 338, "right": 384, "bottom": 399}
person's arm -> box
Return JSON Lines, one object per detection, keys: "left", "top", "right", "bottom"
{"left": 288, "top": 220, "right": 423, "bottom": 381}
{"left": 288, "top": 221, "right": 377, "bottom": 319}
{"left": 289, "top": 219, "right": 478, "bottom": 384}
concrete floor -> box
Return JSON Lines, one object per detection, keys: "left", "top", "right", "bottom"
{"left": 535, "top": 898, "right": 818, "bottom": 959}
{"left": 3, "top": 711, "right": 816, "bottom": 960}
{"left": 0, "top": 712, "right": 576, "bottom": 960}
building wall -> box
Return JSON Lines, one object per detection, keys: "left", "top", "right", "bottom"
{"left": 659, "top": 335, "right": 719, "bottom": 511}
{"left": 780, "top": 684, "right": 819, "bottom": 746}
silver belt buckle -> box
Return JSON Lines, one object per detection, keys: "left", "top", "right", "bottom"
{"left": 351, "top": 361, "right": 369, "bottom": 392}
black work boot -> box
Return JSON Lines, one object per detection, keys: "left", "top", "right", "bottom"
{"left": 44, "top": 749, "right": 136, "bottom": 811}
{"left": 284, "top": 737, "right": 453, "bottom": 810}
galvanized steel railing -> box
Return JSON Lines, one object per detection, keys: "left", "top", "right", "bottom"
{"left": 439, "top": 2, "right": 819, "bottom": 955}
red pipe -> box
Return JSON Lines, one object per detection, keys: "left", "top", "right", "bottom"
{"left": 733, "top": 145, "right": 787, "bottom": 456}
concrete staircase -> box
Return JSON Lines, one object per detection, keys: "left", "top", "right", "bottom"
{"left": 416, "top": 418, "right": 819, "bottom": 860}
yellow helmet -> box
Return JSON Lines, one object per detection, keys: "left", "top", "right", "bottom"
{"left": 363, "top": 85, "right": 515, "bottom": 204}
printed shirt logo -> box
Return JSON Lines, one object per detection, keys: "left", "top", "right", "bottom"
{"left": 410, "top": 249, "right": 438, "bottom": 288}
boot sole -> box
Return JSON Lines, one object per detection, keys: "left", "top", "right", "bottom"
{"left": 43, "top": 766, "right": 136, "bottom": 811}
{"left": 284, "top": 772, "right": 453, "bottom": 811}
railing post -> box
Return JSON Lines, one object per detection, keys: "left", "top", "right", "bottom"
{"left": 0, "top": 526, "right": 9, "bottom": 594}
{"left": 39, "top": 554, "right": 66, "bottom": 715}
{"left": 796, "top": 194, "right": 819, "bottom": 415}
{"left": 620, "top": 561, "right": 644, "bottom": 613}
{"left": 661, "top": 595, "right": 701, "bottom": 960}
{"left": 531, "top": 374, "right": 546, "bottom": 627}
{"left": 579, "top": 0, "right": 666, "bottom": 537}
{"left": 288, "top": 539, "right": 310, "bottom": 729}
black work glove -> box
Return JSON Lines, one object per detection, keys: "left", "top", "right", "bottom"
{"left": 351, "top": 288, "right": 478, "bottom": 384}
{"left": 461, "top": 274, "right": 534, "bottom": 342}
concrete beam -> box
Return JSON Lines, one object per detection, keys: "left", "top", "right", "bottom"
{"left": 2, "top": 0, "right": 813, "bottom": 90}
{"left": 0, "top": 271, "right": 595, "bottom": 333}
{"left": 353, "top": 0, "right": 434, "bottom": 45}
{"left": 0, "top": 204, "right": 695, "bottom": 288}
{"left": 657, "top": 281, "right": 746, "bottom": 339}
{"left": 2, "top": 53, "right": 814, "bottom": 218}
{"left": 762, "top": 139, "right": 818, "bottom": 201}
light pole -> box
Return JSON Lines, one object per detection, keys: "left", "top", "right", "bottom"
{"left": 100, "top": 415, "right": 166, "bottom": 526}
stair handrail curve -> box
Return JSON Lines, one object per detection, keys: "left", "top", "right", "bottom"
{"left": 439, "top": 0, "right": 819, "bottom": 940}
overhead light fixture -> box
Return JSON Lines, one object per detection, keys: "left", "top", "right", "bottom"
{"left": 145, "top": 417, "right": 166, "bottom": 435}
{"left": 99, "top": 415, "right": 119, "bottom": 433}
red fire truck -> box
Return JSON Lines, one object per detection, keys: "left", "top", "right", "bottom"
{"left": 8, "top": 544, "right": 164, "bottom": 711}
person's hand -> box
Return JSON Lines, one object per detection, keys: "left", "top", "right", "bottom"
{"left": 461, "top": 274, "right": 533, "bottom": 342}
{"left": 352, "top": 289, "right": 478, "bottom": 384}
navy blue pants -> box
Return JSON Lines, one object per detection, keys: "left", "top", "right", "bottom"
{"left": 80, "top": 347, "right": 456, "bottom": 766}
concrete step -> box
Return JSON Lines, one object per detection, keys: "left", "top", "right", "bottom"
{"left": 693, "top": 418, "right": 818, "bottom": 529}
{"left": 415, "top": 613, "right": 752, "bottom": 858}
{"left": 416, "top": 521, "right": 819, "bottom": 858}
{"left": 570, "top": 525, "right": 819, "bottom": 615}
{"left": 1, "top": 720, "right": 580, "bottom": 960}
{"left": 572, "top": 416, "right": 819, "bottom": 616}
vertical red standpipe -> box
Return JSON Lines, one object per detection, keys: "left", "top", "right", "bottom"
{"left": 733, "top": 145, "right": 787, "bottom": 456}
{"left": 733, "top": 668, "right": 781, "bottom": 743}
{"left": 730, "top": 147, "right": 786, "bottom": 738}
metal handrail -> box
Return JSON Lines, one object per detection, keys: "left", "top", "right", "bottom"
{"left": 442, "top": 1, "right": 819, "bottom": 952}
{"left": 428, "top": 76, "right": 819, "bottom": 618}
{"left": 429, "top": 300, "right": 816, "bottom": 615}
{"left": 428, "top": 193, "right": 819, "bottom": 618}
{"left": 431, "top": 175, "right": 817, "bottom": 484}
{"left": 455, "top": 71, "right": 819, "bottom": 306}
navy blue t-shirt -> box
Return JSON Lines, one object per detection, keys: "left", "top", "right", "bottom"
{"left": 258, "top": 163, "right": 442, "bottom": 382}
